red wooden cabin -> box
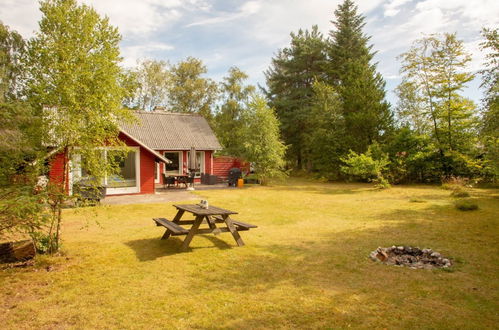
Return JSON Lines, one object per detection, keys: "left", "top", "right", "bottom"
{"left": 49, "top": 111, "right": 222, "bottom": 196}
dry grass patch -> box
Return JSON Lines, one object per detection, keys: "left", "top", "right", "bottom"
{"left": 1, "top": 179, "right": 498, "bottom": 329}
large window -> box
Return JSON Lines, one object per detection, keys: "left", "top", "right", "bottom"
{"left": 107, "top": 150, "right": 137, "bottom": 188}
{"left": 71, "top": 148, "right": 140, "bottom": 195}
{"left": 164, "top": 152, "right": 182, "bottom": 175}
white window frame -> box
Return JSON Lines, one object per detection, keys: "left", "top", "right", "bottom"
{"left": 155, "top": 162, "right": 160, "bottom": 184}
{"left": 71, "top": 147, "right": 141, "bottom": 196}
{"left": 106, "top": 147, "right": 141, "bottom": 195}
{"left": 163, "top": 151, "right": 183, "bottom": 176}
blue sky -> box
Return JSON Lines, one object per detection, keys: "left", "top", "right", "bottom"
{"left": 1, "top": 0, "right": 498, "bottom": 106}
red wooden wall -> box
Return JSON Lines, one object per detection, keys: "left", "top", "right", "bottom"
{"left": 48, "top": 151, "right": 69, "bottom": 192}
{"left": 213, "top": 156, "right": 249, "bottom": 180}
{"left": 118, "top": 132, "right": 156, "bottom": 195}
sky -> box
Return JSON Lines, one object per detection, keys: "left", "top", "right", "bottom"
{"left": 1, "top": 0, "right": 498, "bottom": 106}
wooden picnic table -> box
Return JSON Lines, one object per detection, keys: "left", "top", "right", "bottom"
{"left": 153, "top": 204, "right": 257, "bottom": 251}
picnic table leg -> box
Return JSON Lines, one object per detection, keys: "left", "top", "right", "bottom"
{"left": 180, "top": 215, "right": 204, "bottom": 251}
{"left": 161, "top": 229, "right": 172, "bottom": 240}
{"left": 172, "top": 209, "right": 185, "bottom": 224}
{"left": 223, "top": 215, "right": 245, "bottom": 247}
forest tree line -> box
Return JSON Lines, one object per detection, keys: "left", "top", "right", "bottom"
{"left": 120, "top": 0, "right": 498, "bottom": 185}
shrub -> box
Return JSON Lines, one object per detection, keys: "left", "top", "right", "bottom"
{"left": 454, "top": 199, "right": 478, "bottom": 211}
{"left": 340, "top": 144, "right": 391, "bottom": 188}
{"left": 450, "top": 189, "right": 470, "bottom": 198}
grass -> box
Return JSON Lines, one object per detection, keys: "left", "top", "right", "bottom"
{"left": 1, "top": 179, "right": 498, "bottom": 329}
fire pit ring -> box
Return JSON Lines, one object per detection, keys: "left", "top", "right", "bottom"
{"left": 370, "top": 246, "right": 451, "bottom": 269}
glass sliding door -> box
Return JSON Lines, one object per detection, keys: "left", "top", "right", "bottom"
{"left": 71, "top": 148, "right": 141, "bottom": 195}
{"left": 105, "top": 147, "right": 140, "bottom": 195}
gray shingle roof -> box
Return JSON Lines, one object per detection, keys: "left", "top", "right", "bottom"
{"left": 119, "top": 111, "right": 221, "bottom": 151}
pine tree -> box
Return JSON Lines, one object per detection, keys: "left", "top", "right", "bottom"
{"left": 264, "top": 25, "right": 327, "bottom": 169}
{"left": 327, "top": 0, "right": 392, "bottom": 153}
{"left": 306, "top": 81, "right": 346, "bottom": 179}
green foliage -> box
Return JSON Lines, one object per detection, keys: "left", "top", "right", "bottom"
{"left": 125, "top": 59, "right": 170, "bottom": 111}
{"left": 214, "top": 67, "right": 255, "bottom": 157}
{"left": 305, "top": 80, "right": 346, "bottom": 179}
{"left": 340, "top": 144, "right": 390, "bottom": 188}
{"left": 397, "top": 33, "right": 478, "bottom": 178}
{"left": 454, "top": 199, "right": 478, "bottom": 211}
{"left": 450, "top": 189, "right": 471, "bottom": 198}
{"left": 265, "top": 25, "right": 328, "bottom": 168}
{"left": 30, "top": 231, "right": 57, "bottom": 254}
{"left": 241, "top": 95, "right": 287, "bottom": 185}
{"left": 384, "top": 127, "right": 440, "bottom": 183}
{"left": 328, "top": 0, "right": 393, "bottom": 153}
{"left": 0, "top": 21, "right": 25, "bottom": 100}
{"left": 24, "top": 0, "right": 132, "bottom": 252}
{"left": 167, "top": 56, "right": 218, "bottom": 121}
{"left": 479, "top": 28, "right": 499, "bottom": 179}
{"left": 0, "top": 23, "right": 47, "bottom": 241}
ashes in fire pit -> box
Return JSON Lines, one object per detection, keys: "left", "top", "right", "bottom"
{"left": 370, "top": 246, "right": 451, "bottom": 269}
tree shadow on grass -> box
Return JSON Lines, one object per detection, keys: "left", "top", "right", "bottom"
{"left": 125, "top": 235, "right": 233, "bottom": 261}
{"left": 180, "top": 198, "right": 499, "bottom": 328}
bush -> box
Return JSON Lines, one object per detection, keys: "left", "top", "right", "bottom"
{"left": 340, "top": 144, "right": 391, "bottom": 188}
{"left": 454, "top": 199, "right": 478, "bottom": 211}
{"left": 450, "top": 189, "right": 470, "bottom": 198}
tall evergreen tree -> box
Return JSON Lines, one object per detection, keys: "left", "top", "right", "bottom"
{"left": 264, "top": 25, "right": 327, "bottom": 169}
{"left": 327, "top": 0, "right": 392, "bottom": 153}
{"left": 306, "top": 80, "right": 346, "bottom": 178}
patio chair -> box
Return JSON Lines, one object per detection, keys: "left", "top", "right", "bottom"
{"left": 162, "top": 173, "right": 176, "bottom": 188}
{"left": 186, "top": 172, "right": 195, "bottom": 186}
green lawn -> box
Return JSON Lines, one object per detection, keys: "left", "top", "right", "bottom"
{"left": 1, "top": 179, "right": 498, "bottom": 329}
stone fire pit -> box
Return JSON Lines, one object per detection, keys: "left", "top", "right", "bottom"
{"left": 370, "top": 246, "right": 451, "bottom": 269}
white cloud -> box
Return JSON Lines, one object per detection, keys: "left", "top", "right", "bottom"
{"left": 82, "top": 0, "right": 192, "bottom": 36}
{"left": 384, "top": 0, "right": 413, "bottom": 17}
{"left": 186, "top": 0, "right": 262, "bottom": 27}
{"left": 0, "top": 0, "right": 40, "bottom": 37}
{"left": 121, "top": 42, "right": 175, "bottom": 67}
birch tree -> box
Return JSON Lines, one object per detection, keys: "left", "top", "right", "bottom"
{"left": 25, "top": 0, "right": 131, "bottom": 252}
{"left": 397, "top": 33, "right": 477, "bottom": 177}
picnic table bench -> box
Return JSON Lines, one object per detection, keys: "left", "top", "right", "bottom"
{"left": 153, "top": 204, "right": 257, "bottom": 250}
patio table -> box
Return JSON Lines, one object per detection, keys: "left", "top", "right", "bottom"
{"left": 153, "top": 204, "right": 257, "bottom": 250}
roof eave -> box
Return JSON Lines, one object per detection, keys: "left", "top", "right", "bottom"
{"left": 119, "top": 128, "right": 172, "bottom": 164}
